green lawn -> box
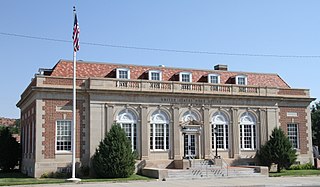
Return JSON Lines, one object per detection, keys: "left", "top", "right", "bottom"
{"left": 0, "top": 171, "right": 151, "bottom": 186}
{"left": 270, "top": 169, "right": 320, "bottom": 177}
{"left": 0, "top": 171, "right": 65, "bottom": 186}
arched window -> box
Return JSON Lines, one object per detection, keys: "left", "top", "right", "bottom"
{"left": 212, "top": 112, "right": 229, "bottom": 150}
{"left": 239, "top": 112, "right": 256, "bottom": 150}
{"left": 181, "top": 110, "right": 200, "bottom": 123}
{"left": 116, "top": 109, "right": 137, "bottom": 150}
{"left": 150, "top": 110, "right": 170, "bottom": 151}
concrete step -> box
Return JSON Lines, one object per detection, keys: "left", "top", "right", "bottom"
{"left": 167, "top": 166, "right": 262, "bottom": 180}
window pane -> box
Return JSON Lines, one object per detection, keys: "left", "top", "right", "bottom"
{"left": 150, "top": 123, "right": 169, "bottom": 150}
{"left": 56, "top": 120, "right": 71, "bottom": 151}
{"left": 151, "top": 72, "right": 160, "bottom": 80}
{"left": 119, "top": 70, "right": 128, "bottom": 79}
{"left": 120, "top": 123, "right": 136, "bottom": 150}
{"left": 210, "top": 76, "right": 218, "bottom": 84}
{"left": 238, "top": 77, "right": 246, "bottom": 85}
{"left": 150, "top": 125, "right": 153, "bottom": 149}
{"left": 181, "top": 74, "right": 190, "bottom": 82}
{"left": 240, "top": 124, "right": 255, "bottom": 150}
{"left": 212, "top": 124, "right": 228, "bottom": 150}
{"left": 287, "top": 123, "right": 298, "bottom": 149}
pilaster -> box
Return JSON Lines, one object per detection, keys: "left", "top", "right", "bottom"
{"left": 259, "top": 108, "right": 268, "bottom": 146}
{"left": 140, "top": 105, "right": 149, "bottom": 160}
{"left": 203, "top": 106, "right": 210, "bottom": 159}
{"left": 173, "top": 105, "right": 181, "bottom": 160}
{"left": 231, "top": 108, "right": 239, "bottom": 157}
{"left": 105, "top": 104, "right": 114, "bottom": 133}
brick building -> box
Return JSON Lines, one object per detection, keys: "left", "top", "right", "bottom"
{"left": 17, "top": 60, "right": 314, "bottom": 177}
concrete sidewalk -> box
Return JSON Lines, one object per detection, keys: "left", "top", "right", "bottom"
{"left": 13, "top": 176, "right": 320, "bottom": 187}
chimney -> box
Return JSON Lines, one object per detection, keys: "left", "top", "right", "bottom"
{"left": 214, "top": 64, "right": 228, "bottom": 71}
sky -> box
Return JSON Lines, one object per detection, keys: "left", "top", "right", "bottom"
{"left": 0, "top": 1, "right": 319, "bottom": 118}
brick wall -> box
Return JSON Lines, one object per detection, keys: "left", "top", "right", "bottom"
{"left": 43, "top": 77, "right": 85, "bottom": 87}
{"left": 279, "top": 107, "right": 308, "bottom": 154}
{"left": 278, "top": 89, "right": 306, "bottom": 96}
{"left": 42, "top": 99, "right": 84, "bottom": 159}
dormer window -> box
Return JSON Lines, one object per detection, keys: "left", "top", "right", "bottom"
{"left": 116, "top": 68, "right": 130, "bottom": 79}
{"left": 236, "top": 75, "right": 247, "bottom": 85}
{"left": 149, "top": 70, "right": 162, "bottom": 81}
{"left": 179, "top": 72, "right": 192, "bottom": 82}
{"left": 208, "top": 74, "right": 220, "bottom": 84}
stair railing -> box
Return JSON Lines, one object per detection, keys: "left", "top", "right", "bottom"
{"left": 209, "top": 151, "right": 229, "bottom": 177}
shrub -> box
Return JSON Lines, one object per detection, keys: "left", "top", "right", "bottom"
{"left": 91, "top": 125, "right": 136, "bottom": 178}
{"left": 257, "top": 127, "right": 297, "bottom": 172}
{"left": 79, "top": 165, "right": 90, "bottom": 177}
{"left": 289, "top": 162, "right": 315, "bottom": 170}
{"left": 40, "top": 171, "right": 70, "bottom": 178}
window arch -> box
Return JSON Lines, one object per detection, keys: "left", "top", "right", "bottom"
{"left": 150, "top": 110, "right": 170, "bottom": 151}
{"left": 211, "top": 111, "right": 229, "bottom": 150}
{"left": 181, "top": 110, "right": 201, "bottom": 123}
{"left": 116, "top": 109, "right": 137, "bottom": 150}
{"left": 239, "top": 112, "right": 256, "bottom": 150}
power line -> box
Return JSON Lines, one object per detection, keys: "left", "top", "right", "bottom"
{"left": 1, "top": 31, "right": 320, "bottom": 58}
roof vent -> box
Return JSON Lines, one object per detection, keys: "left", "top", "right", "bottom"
{"left": 214, "top": 64, "right": 228, "bottom": 71}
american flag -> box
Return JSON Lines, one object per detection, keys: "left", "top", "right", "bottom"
{"left": 73, "top": 12, "right": 80, "bottom": 52}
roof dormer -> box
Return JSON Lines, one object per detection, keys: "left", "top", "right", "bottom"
{"left": 208, "top": 73, "right": 220, "bottom": 84}
{"left": 179, "top": 72, "right": 192, "bottom": 82}
{"left": 116, "top": 68, "right": 130, "bottom": 79}
{"left": 148, "top": 70, "right": 162, "bottom": 81}
{"left": 235, "top": 75, "right": 247, "bottom": 85}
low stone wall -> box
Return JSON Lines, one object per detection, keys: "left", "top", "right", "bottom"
{"left": 141, "top": 168, "right": 168, "bottom": 180}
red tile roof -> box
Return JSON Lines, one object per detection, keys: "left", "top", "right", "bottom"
{"left": 50, "top": 60, "right": 290, "bottom": 88}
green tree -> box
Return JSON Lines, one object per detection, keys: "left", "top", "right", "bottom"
{"left": 257, "top": 127, "right": 297, "bottom": 172}
{"left": 0, "top": 127, "right": 21, "bottom": 172}
{"left": 312, "top": 102, "right": 320, "bottom": 149}
{"left": 0, "top": 119, "right": 20, "bottom": 134}
{"left": 91, "top": 125, "right": 135, "bottom": 178}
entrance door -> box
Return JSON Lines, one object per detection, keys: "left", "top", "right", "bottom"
{"left": 184, "top": 134, "right": 196, "bottom": 158}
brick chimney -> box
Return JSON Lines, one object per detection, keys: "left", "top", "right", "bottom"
{"left": 214, "top": 64, "right": 228, "bottom": 71}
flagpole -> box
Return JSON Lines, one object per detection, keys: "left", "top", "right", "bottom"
{"left": 72, "top": 42, "right": 77, "bottom": 179}
{"left": 68, "top": 6, "right": 80, "bottom": 182}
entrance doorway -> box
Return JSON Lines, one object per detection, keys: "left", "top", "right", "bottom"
{"left": 184, "top": 134, "right": 197, "bottom": 158}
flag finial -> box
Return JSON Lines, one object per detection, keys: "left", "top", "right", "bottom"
{"left": 73, "top": 6, "right": 76, "bottom": 12}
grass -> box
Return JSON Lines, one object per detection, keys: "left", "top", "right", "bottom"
{"left": 0, "top": 171, "right": 152, "bottom": 186}
{"left": 0, "top": 171, "right": 65, "bottom": 186}
{"left": 270, "top": 169, "right": 320, "bottom": 177}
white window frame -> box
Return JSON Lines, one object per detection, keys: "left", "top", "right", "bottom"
{"left": 208, "top": 74, "right": 220, "bottom": 84}
{"left": 116, "top": 109, "right": 138, "bottom": 151}
{"left": 150, "top": 111, "right": 170, "bottom": 151}
{"left": 239, "top": 113, "right": 256, "bottom": 150}
{"left": 236, "top": 75, "right": 247, "bottom": 85}
{"left": 116, "top": 68, "right": 130, "bottom": 79}
{"left": 148, "top": 70, "right": 162, "bottom": 81}
{"left": 55, "top": 120, "right": 72, "bottom": 153}
{"left": 119, "top": 123, "right": 137, "bottom": 151}
{"left": 150, "top": 123, "right": 169, "bottom": 151}
{"left": 287, "top": 123, "right": 299, "bottom": 149}
{"left": 212, "top": 113, "right": 229, "bottom": 150}
{"left": 179, "top": 72, "right": 192, "bottom": 82}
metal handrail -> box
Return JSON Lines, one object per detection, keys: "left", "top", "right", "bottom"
{"left": 209, "top": 151, "right": 229, "bottom": 177}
